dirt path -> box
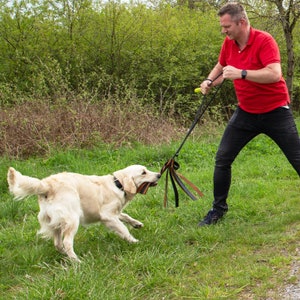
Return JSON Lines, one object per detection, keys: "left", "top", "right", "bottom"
{"left": 279, "top": 248, "right": 300, "bottom": 300}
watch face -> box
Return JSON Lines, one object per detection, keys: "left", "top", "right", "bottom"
{"left": 242, "top": 70, "right": 247, "bottom": 79}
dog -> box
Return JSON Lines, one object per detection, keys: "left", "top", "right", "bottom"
{"left": 7, "top": 165, "right": 161, "bottom": 261}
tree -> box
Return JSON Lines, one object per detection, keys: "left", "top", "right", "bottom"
{"left": 272, "top": 0, "right": 300, "bottom": 98}
{"left": 245, "top": 0, "right": 300, "bottom": 101}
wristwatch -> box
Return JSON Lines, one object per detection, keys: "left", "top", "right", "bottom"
{"left": 241, "top": 70, "right": 247, "bottom": 79}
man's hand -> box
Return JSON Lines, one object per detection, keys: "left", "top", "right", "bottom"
{"left": 200, "top": 79, "right": 213, "bottom": 94}
{"left": 222, "top": 65, "right": 241, "bottom": 80}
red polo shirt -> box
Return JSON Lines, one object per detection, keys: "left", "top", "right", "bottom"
{"left": 219, "top": 27, "right": 290, "bottom": 113}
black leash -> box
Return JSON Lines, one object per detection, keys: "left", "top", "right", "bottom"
{"left": 159, "top": 75, "right": 224, "bottom": 207}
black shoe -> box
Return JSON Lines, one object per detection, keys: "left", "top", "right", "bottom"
{"left": 198, "top": 209, "right": 225, "bottom": 226}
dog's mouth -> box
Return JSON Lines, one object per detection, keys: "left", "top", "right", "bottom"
{"left": 137, "top": 181, "right": 158, "bottom": 194}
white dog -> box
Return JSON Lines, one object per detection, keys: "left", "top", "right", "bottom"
{"left": 7, "top": 165, "right": 161, "bottom": 261}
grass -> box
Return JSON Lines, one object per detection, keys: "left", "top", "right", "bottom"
{"left": 0, "top": 123, "right": 299, "bottom": 299}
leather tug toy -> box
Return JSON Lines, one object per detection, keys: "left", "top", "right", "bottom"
{"left": 138, "top": 75, "right": 224, "bottom": 207}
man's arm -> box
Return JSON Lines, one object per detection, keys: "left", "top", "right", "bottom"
{"left": 200, "top": 62, "right": 224, "bottom": 94}
{"left": 223, "top": 63, "right": 282, "bottom": 83}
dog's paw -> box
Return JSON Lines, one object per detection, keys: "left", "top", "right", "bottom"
{"left": 127, "top": 236, "right": 139, "bottom": 243}
{"left": 133, "top": 222, "right": 144, "bottom": 229}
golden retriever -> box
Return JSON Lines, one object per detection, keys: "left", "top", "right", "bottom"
{"left": 7, "top": 165, "right": 161, "bottom": 261}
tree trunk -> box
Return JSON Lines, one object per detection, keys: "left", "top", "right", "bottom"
{"left": 282, "top": 22, "right": 294, "bottom": 99}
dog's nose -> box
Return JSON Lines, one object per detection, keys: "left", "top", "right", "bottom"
{"left": 157, "top": 173, "right": 161, "bottom": 179}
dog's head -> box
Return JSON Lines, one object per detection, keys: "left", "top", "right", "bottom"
{"left": 113, "top": 165, "right": 161, "bottom": 196}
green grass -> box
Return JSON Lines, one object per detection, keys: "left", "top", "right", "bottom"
{"left": 0, "top": 123, "right": 299, "bottom": 299}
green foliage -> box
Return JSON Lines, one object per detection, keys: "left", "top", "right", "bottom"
{"left": 0, "top": 0, "right": 300, "bottom": 115}
{"left": 0, "top": 1, "right": 223, "bottom": 117}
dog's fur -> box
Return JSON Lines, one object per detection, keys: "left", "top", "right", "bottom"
{"left": 7, "top": 165, "right": 160, "bottom": 261}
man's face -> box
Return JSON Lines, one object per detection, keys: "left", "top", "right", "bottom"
{"left": 219, "top": 14, "right": 242, "bottom": 40}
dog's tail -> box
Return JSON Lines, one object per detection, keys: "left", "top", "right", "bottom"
{"left": 7, "top": 167, "right": 49, "bottom": 200}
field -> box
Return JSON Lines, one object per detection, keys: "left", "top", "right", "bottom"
{"left": 0, "top": 124, "right": 299, "bottom": 299}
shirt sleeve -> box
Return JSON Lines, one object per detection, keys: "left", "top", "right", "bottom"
{"left": 258, "top": 33, "right": 281, "bottom": 66}
{"left": 218, "top": 38, "right": 228, "bottom": 67}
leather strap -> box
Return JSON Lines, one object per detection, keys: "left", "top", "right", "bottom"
{"left": 137, "top": 182, "right": 151, "bottom": 194}
{"left": 160, "top": 158, "right": 204, "bottom": 207}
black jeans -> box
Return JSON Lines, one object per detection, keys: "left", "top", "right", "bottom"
{"left": 213, "top": 106, "right": 300, "bottom": 213}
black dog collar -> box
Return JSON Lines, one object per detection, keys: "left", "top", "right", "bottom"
{"left": 114, "top": 177, "right": 124, "bottom": 191}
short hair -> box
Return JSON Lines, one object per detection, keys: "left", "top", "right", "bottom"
{"left": 218, "top": 2, "right": 249, "bottom": 24}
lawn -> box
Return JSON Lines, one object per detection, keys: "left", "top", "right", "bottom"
{"left": 0, "top": 123, "right": 299, "bottom": 299}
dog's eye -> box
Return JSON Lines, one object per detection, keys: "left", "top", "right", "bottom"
{"left": 142, "top": 171, "right": 146, "bottom": 175}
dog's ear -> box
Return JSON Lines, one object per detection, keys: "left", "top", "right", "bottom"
{"left": 113, "top": 171, "right": 137, "bottom": 195}
{"left": 122, "top": 177, "right": 137, "bottom": 195}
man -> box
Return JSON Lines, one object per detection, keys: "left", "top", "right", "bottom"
{"left": 198, "top": 2, "right": 300, "bottom": 226}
